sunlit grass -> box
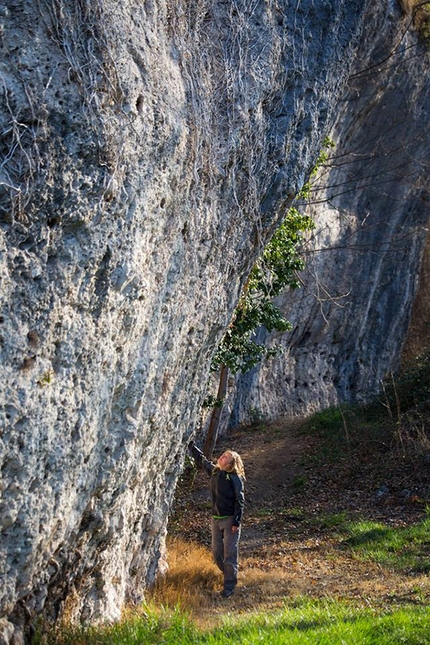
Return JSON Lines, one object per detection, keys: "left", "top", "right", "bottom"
{"left": 216, "top": 599, "right": 430, "bottom": 645}
{"left": 34, "top": 598, "right": 430, "bottom": 644}
{"left": 343, "top": 514, "right": 430, "bottom": 572}
{"left": 33, "top": 606, "right": 198, "bottom": 645}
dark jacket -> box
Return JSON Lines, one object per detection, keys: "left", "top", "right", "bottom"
{"left": 190, "top": 443, "right": 245, "bottom": 527}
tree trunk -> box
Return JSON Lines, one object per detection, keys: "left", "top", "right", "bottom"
{"left": 204, "top": 365, "right": 229, "bottom": 458}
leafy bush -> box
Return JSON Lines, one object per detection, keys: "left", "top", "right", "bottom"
{"left": 384, "top": 350, "right": 430, "bottom": 414}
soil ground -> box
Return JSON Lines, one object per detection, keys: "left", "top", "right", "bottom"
{"left": 165, "top": 418, "right": 429, "bottom": 624}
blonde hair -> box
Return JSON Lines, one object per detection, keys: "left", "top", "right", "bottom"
{"left": 224, "top": 450, "right": 246, "bottom": 480}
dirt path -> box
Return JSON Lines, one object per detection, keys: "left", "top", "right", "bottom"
{"left": 167, "top": 419, "right": 429, "bottom": 619}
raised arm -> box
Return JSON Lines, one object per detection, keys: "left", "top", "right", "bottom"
{"left": 188, "top": 441, "right": 216, "bottom": 476}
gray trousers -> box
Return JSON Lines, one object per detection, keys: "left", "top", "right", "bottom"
{"left": 211, "top": 516, "right": 241, "bottom": 591}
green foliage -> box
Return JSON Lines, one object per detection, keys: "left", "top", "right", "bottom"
{"left": 301, "top": 406, "right": 355, "bottom": 463}
{"left": 202, "top": 394, "right": 225, "bottom": 409}
{"left": 311, "top": 511, "right": 349, "bottom": 531}
{"left": 305, "top": 406, "right": 346, "bottom": 435}
{"left": 37, "top": 370, "right": 54, "bottom": 387}
{"left": 33, "top": 606, "right": 199, "bottom": 645}
{"left": 211, "top": 207, "right": 314, "bottom": 374}
{"left": 301, "top": 348, "right": 430, "bottom": 463}
{"left": 292, "top": 475, "right": 307, "bottom": 491}
{"left": 383, "top": 349, "right": 430, "bottom": 414}
{"left": 298, "top": 136, "right": 335, "bottom": 200}
{"left": 369, "top": 350, "right": 430, "bottom": 456}
{"left": 249, "top": 407, "right": 265, "bottom": 424}
{"left": 211, "top": 319, "right": 287, "bottom": 374}
{"left": 249, "top": 208, "right": 314, "bottom": 295}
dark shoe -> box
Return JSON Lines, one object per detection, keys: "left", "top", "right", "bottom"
{"left": 220, "top": 589, "right": 234, "bottom": 598}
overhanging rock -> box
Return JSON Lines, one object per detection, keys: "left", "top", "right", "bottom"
{"left": 0, "top": 0, "right": 368, "bottom": 637}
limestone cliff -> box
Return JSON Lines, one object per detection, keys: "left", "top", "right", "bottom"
{"left": 230, "top": 1, "right": 430, "bottom": 426}
{"left": 0, "top": 0, "right": 368, "bottom": 639}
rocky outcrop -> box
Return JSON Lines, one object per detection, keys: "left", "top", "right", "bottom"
{"left": 230, "top": 0, "right": 430, "bottom": 426}
{"left": 0, "top": 0, "right": 369, "bottom": 638}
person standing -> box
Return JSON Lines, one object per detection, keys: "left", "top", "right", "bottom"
{"left": 188, "top": 441, "right": 245, "bottom": 598}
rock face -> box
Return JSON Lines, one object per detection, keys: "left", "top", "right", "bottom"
{"left": 230, "top": 1, "right": 430, "bottom": 426}
{"left": 0, "top": 0, "right": 369, "bottom": 636}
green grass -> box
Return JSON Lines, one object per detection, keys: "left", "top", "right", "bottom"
{"left": 300, "top": 404, "right": 390, "bottom": 463}
{"left": 34, "top": 599, "right": 430, "bottom": 644}
{"left": 309, "top": 511, "right": 349, "bottom": 531}
{"left": 301, "top": 348, "right": 430, "bottom": 462}
{"left": 217, "top": 600, "right": 430, "bottom": 645}
{"left": 343, "top": 514, "right": 430, "bottom": 573}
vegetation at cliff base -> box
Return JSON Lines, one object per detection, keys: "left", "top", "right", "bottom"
{"left": 34, "top": 600, "right": 430, "bottom": 644}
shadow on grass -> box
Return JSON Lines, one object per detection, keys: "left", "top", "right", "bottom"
{"left": 340, "top": 517, "right": 430, "bottom": 574}
{"left": 343, "top": 526, "right": 392, "bottom": 547}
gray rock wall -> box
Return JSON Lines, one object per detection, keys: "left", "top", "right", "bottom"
{"left": 230, "top": 0, "right": 430, "bottom": 426}
{"left": 0, "top": 0, "right": 368, "bottom": 638}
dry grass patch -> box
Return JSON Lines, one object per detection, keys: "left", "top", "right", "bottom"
{"left": 150, "top": 538, "right": 219, "bottom": 618}
{"left": 153, "top": 533, "right": 429, "bottom": 629}
{"left": 149, "top": 538, "right": 305, "bottom": 624}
